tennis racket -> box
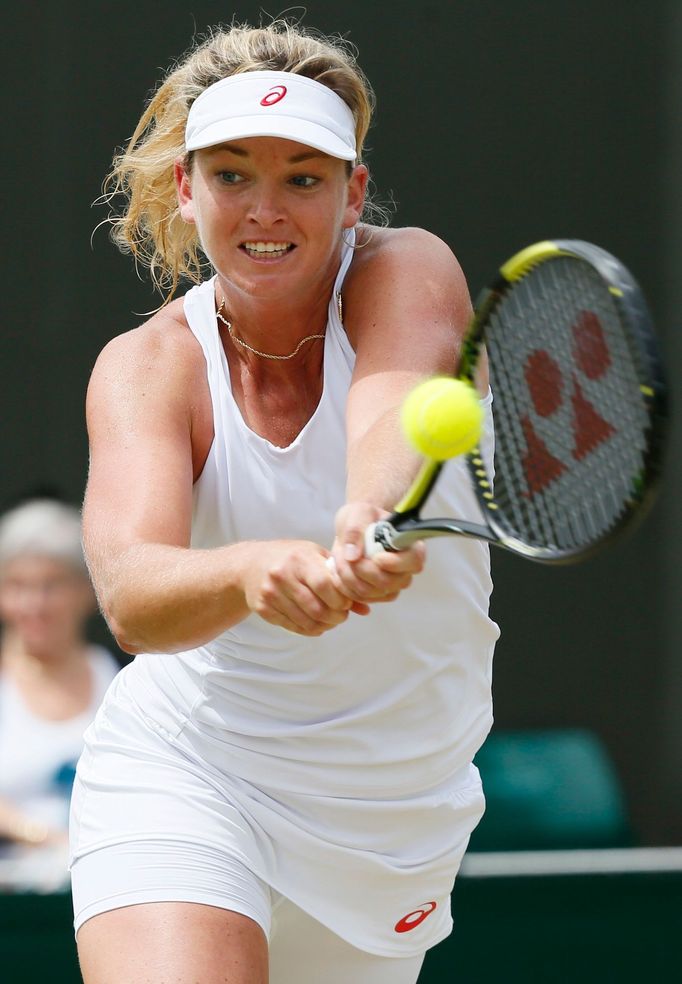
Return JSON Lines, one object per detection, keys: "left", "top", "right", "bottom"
{"left": 366, "top": 239, "right": 667, "bottom": 564}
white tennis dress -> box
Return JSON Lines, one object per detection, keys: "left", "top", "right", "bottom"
{"left": 70, "top": 235, "right": 499, "bottom": 958}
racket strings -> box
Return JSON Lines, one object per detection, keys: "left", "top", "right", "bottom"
{"left": 484, "top": 258, "right": 652, "bottom": 552}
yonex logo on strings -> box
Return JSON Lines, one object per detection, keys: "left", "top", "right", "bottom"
{"left": 260, "top": 85, "right": 287, "bottom": 106}
{"left": 522, "top": 310, "right": 616, "bottom": 496}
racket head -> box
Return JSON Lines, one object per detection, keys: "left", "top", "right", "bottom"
{"left": 463, "top": 239, "right": 666, "bottom": 563}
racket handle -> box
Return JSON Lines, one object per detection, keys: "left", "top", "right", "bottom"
{"left": 363, "top": 522, "right": 385, "bottom": 556}
{"left": 325, "top": 522, "right": 390, "bottom": 574}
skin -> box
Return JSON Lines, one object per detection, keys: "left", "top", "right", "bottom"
{"left": 77, "top": 131, "right": 485, "bottom": 982}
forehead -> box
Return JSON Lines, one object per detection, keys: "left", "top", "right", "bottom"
{"left": 201, "top": 136, "right": 339, "bottom": 165}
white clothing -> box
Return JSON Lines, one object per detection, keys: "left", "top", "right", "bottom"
{"left": 71, "top": 701, "right": 425, "bottom": 982}
{"left": 71, "top": 233, "right": 499, "bottom": 958}
{"left": 0, "top": 644, "right": 119, "bottom": 841}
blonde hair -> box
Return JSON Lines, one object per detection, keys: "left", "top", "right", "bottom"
{"left": 102, "top": 21, "right": 380, "bottom": 303}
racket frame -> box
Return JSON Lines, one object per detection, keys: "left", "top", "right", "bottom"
{"left": 370, "top": 240, "right": 667, "bottom": 564}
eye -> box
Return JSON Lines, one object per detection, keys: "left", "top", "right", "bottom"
{"left": 290, "top": 174, "right": 319, "bottom": 188}
{"left": 218, "top": 171, "right": 244, "bottom": 185}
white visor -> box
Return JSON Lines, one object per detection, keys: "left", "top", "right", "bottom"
{"left": 185, "top": 70, "right": 357, "bottom": 161}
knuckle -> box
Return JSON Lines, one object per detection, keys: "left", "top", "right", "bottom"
{"left": 327, "top": 608, "right": 348, "bottom": 626}
{"left": 269, "top": 564, "right": 287, "bottom": 585}
{"left": 253, "top": 595, "right": 270, "bottom": 617}
{"left": 349, "top": 581, "right": 373, "bottom": 600}
{"left": 261, "top": 582, "right": 279, "bottom": 605}
{"left": 306, "top": 598, "right": 326, "bottom": 621}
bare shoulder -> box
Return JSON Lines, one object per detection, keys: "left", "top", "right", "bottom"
{"left": 90, "top": 297, "right": 203, "bottom": 391}
{"left": 342, "top": 226, "right": 472, "bottom": 353}
{"left": 347, "top": 225, "right": 467, "bottom": 288}
{"left": 86, "top": 294, "right": 213, "bottom": 483}
{"left": 95, "top": 300, "right": 201, "bottom": 370}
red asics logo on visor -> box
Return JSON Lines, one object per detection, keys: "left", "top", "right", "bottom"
{"left": 260, "top": 85, "right": 287, "bottom": 106}
{"left": 394, "top": 901, "right": 437, "bottom": 933}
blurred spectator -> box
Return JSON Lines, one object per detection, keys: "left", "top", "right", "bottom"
{"left": 0, "top": 499, "right": 118, "bottom": 891}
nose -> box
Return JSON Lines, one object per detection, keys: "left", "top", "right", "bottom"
{"left": 245, "top": 182, "right": 286, "bottom": 229}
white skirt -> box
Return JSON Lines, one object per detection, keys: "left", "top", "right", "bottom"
{"left": 69, "top": 669, "right": 485, "bottom": 958}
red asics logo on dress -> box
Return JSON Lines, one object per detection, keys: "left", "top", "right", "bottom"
{"left": 394, "top": 901, "right": 437, "bottom": 933}
{"left": 260, "top": 85, "right": 287, "bottom": 106}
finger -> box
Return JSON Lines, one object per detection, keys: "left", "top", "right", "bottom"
{"left": 269, "top": 596, "right": 349, "bottom": 635}
{"left": 338, "top": 517, "right": 368, "bottom": 563}
{"left": 310, "top": 561, "right": 357, "bottom": 612}
{"left": 334, "top": 563, "right": 413, "bottom": 603}
{"left": 371, "top": 541, "right": 426, "bottom": 575}
{"left": 324, "top": 559, "right": 371, "bottom": 615}
{"left": 254, "top": 571, "right": 346, "bottom": 635}
{"left": 278, "top": 580, "right": 352, "bottom": 631}
{"left": 368, "top": 591, "right": 402, "bottom": 605}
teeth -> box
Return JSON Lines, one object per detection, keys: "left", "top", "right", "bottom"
{"left": 243, "top": 241, "right": 292, "bottom": 253}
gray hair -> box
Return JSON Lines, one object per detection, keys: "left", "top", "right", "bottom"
{"left": 0, "top": 500, "right": 87, "bottom": 575}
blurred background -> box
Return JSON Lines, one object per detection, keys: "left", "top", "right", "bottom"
{"left": 2, "top": 1, "right": 680, "bottom": 979}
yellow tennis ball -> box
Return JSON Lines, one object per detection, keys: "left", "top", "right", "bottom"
{"left": 401, "top": 377, "right": 483, "bottom": 460}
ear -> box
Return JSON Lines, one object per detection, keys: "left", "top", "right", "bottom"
{"left": 175, "top": 157, "right": 196, "bottom": 225}
{"left": 343, "top": 164, "right": 369, "bottom": 229}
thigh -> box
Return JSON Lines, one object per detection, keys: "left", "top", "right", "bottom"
{"left": 268, "top": 896, "right": 426, "bottom": 984}
{"left": 71, "top": 837, "right": 273, "bottom": 937}
{"left": 77, "top": 901, "right": 268, "bottom": 984}
{"left": 72, "top": 838, "right": 274, "bottom": 984}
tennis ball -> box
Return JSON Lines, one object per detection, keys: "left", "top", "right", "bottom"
{"left": 401, "top": 377, "right": 483, "bottom": 460}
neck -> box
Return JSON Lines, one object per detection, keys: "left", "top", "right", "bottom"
{"left": 214, "top": 264, "right": 339, "bottom": 363}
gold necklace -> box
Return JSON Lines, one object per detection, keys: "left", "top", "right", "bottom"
{"left": 216, "top": 296, "right": 338, "bottom": 361}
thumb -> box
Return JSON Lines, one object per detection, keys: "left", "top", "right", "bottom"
{"left": 334, "top": 502, "right": 383, "bottom": 564}
{"left": 342, "top": 529, "right": 364, "bottom": 562}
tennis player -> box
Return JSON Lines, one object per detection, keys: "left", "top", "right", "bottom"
{"left": 70, "top": 20, "right": 499, "bottom": 984}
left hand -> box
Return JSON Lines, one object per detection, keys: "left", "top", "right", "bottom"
{"left": 330, "top": 502, "right": 426, "bottom": 606}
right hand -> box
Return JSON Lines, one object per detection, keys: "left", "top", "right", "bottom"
{"left": 241, "top": 540, "right": 369, "bottom": 636}
{"left": 329, "top": 502, "right": 426, "bottom": 605}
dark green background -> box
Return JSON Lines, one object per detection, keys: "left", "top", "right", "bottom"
{"left": 3, "top": 1, "right": 680, "bottom": 844}
{"left": 4, "top": 869, "right": 680, "bottom": 983}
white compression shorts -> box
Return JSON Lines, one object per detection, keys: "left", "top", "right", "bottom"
{"left": 71, "top": 842, "right": 425, "bottom": 983}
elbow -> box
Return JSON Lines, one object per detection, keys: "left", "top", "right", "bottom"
{"left": 98, "top": 585, "right": 150, "bottom": 654}
{"left": 100, "top": 602, "right": 145, "bottom": 656}
{"left": 112, "top": 631, "right": 143, "bottom": 657}
{"left": 100, "top": 595, "right": 194, "bottom": 656}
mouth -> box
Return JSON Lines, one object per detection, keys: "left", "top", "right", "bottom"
{"left": 240, "top": 241, "right": 296, "bottom": 260}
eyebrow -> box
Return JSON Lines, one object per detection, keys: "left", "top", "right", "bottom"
{"left": 207, "top": 143, "right": 327, "bottom": 164}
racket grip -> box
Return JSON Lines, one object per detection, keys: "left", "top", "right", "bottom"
{"left": 363, "top": 522, "right": 385, "bottom": 556}
{"left": 325, "top": 522, "right": 388, "bottom": 574}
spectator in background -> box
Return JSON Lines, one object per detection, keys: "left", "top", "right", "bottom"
{"left": 0, "top": 499, "right": 118, "bottom": 891}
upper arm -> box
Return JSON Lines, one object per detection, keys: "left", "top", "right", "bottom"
{"left": 82, "top": 319, "right": 200, "bottom": 595}
{"left": 342, "top": 227, "right": 484, "bottom": 448}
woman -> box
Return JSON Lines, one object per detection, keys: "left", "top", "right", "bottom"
{"left": 71, "top": 20, "right": 499, "bottom": 984}
{"left": 0, "top": 499, "right": 118, "bottom": 891}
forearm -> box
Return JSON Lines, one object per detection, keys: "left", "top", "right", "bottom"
{"left": 94, "top": 541, "right": 254, "bottom": 654}
{"left": 346, "top": 405, "right": 422, "bottom": 509}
